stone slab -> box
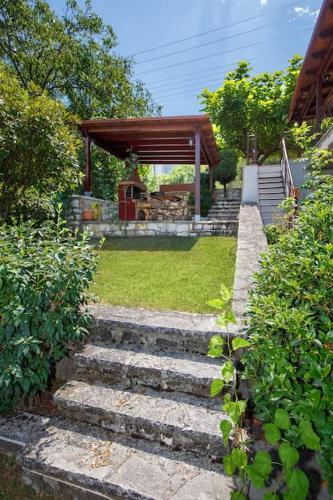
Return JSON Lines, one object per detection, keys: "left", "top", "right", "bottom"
{"left": 88, "top": 304, "right": 237, "bottom": 355}
{"left": 75, "top": 344, "right": 222, "bottom": 398}
{"left": 54, "top": 381, "right": 229, "bottom": 457}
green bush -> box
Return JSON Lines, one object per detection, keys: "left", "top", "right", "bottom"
{"left": 243, "top": 176, "right": 333, "bottom": 492}
{"left": 188, "top": 172, "right": 212, "bottom": 216}
{"left": 0, "top": 218, "right": 98, "bottom": 412}
{"left": 263, "top": 223, "right": 284, "bottom": 245}
{"left": 213, "top": 150, "right": 237, "bottom": 197}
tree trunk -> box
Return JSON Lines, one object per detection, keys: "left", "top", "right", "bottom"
{"left": 223, "top": 182, "right": 227, "bottom": 198}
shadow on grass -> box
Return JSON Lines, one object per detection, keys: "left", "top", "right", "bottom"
{"left": 99, "top": 236, "right": 199, "bottom": 252}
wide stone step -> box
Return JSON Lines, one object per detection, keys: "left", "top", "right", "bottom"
{"left": 258, "top": 182, "right": 283, "bottom": 189}
{"left": 258, "top": 172, "right": 282, "bottom": 179}
{"left": 54, "top": 381, "right": 228, "bottom": 457}
{"left": 259, "top": 193, "right": 284, "bottom": 200}
{"left": 88, "top": 305, "right": 233, "bottom": 355}
{"left": 0, "top": 413, "right": 233, "bottom": 500}
{"left": 75, "top": 344, "right": 221, "bottom": 398}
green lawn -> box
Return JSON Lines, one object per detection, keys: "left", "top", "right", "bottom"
{"left": 91, "top": 236, "right": 236, "bottom": 313}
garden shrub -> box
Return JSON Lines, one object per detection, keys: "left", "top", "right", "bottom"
{"left": 243, "top": 175, "right": 333, "bottom": 493}
{"left": 0, "top": 217, "right": 98, "bottom": 412}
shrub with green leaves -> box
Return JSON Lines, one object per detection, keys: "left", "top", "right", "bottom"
{"left": 0, "top": 217, "right": 98, "bottom": 412}
{"left": 243, "top": 175, "right": 333, "bottom": 495}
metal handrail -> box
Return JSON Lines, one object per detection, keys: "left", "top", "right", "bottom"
{"left": 281, "top": 137, "right": 295, "bottom": 198}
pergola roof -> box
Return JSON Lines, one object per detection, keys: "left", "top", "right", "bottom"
{"left": 289, "top": 0, "right": 333, "bottom": 122}
{"left": 79, "top": 115, "right": 220, "bottom": 166}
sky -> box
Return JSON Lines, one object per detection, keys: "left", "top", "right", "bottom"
{"left": 48, "top": 0, "right": 322, "bottom": 116}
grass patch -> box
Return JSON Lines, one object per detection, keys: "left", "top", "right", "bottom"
{"left": 91, "top": 236, "right": 236, "bottom": 313}
{"left": 0, "top": 454, "right": 53, "bottom": 499}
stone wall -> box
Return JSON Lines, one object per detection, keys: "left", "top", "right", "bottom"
{"left": 232, "top": 204, "right": 267, "bottom": 323}
{"left": 68, "top": 195, "right": 118, "bottom": 228}
{"left": 81, "top": 219, "right": 238, "bottom": 238}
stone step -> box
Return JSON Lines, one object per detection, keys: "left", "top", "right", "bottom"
{"left": 87, "top": 305, "right": 233, "bottom": 356}
{"left": 258, "top": 182, "right": 283, "bottom": 189}
{"left": 54, "top": 380, "right": 228, "bottom": 458}
{"left": 0, "top": 412, "right": 233, "bottom": 499}
{"left": 258, "top": 172, "right": 282, "bottom": 179}
{"left": 75, "top": 344, "right": 221, "bottom": 399}
{"left": 259, "top": 193, "right": 284, "bottom": 200}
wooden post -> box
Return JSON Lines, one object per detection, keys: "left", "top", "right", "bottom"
{"left": 315, "top": 77, "right": 323, "bottom": 132}
{"left": 84, "top": 133, "right": 92, "bottom": 195}
{"left": 194, "top": 127, "right": 201, "bottom": 221}
{"left": 209, "top": 167, "right": 214, "bottom": 192}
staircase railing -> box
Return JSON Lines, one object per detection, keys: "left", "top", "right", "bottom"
{"left": 281, "top": 137, "right": 295, "bottom": 198}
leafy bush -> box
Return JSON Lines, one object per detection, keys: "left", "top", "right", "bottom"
{"left": 0, "top": 217, "right": 98, "bottom": 412}
{"left": 0, "top": 62, "right": 81, "bottom": 220}
{"left": 243, "top": 176, "right": 333, "bottom": 494}
{"left": 188, "top": 171, "right": 212, "bottom": 216}
{"left": 213, "top": 150, "right": 237, "bottom": 196}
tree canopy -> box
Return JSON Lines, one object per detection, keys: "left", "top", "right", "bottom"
{"left": 213, "top": 150, "right": 237, "bottom": 196}
{"left": 0, "top": 0, "right": 159, "bottom": 119}
{"left": 201, "top": 56, "right": 302, "bottom": 165}
{"left": 0, "top": 62, "right": 81, "bottom": 219}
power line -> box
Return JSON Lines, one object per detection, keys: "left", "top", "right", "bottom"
{"left": 136, "top": 27, "right": 313, "bottom": 76}
{"left": 148, "top": 44, "right": 307, "bottom": 93}
{"left": 130, "top": 0, "right": 319, "bottom": 58}
{"left": 158, "top": 52, "right": 307, "bottom": 103}
{"left": 136, "top": 9, "right": 317, "bottom": 66}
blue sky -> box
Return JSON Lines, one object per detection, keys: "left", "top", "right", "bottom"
{"left": 48, "top": 0, "right": 322, "bottom": 116}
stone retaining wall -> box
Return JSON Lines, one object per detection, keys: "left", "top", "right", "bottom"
{"left": 68, "top": 195, "right": 118, "bottom": 228}
{"left": 232, "top": 204, "right": 267, "bottom": 322}
{"left": 81, "top": 219, "right": 238, "bottom": 237}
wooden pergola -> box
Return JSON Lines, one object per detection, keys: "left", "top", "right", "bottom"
{"left": 79, "top": 115, "right": 220, "bottom": 220}
{"left": 289, "top": 0, "right": 333, "bottom": 127}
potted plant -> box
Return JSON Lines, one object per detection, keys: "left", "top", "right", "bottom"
{"left": 82, "top": 207, "right": 94, "bottom": 221}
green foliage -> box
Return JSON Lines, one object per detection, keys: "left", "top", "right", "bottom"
{"left": 0, "top": 215, "right": 98, "bottom": 411}
{"left": 213, "top": 150, "right": 237, "bottom": 196}
{"left": 243, "top": 163, "right": 333, "bottom": 494}
{"left": 188, "top": 171, "right": 212, "bottom": 216}
{"left": 0, "top": 62, "right": 81, "bottom": 219}
{"left": 201, "top": 56, "right": 302, "bottom": 164}
{"left": 0, "top": 0, "right": 159, "bottom": 119}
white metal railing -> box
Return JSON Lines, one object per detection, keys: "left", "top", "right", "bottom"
{"left": 281, "top": 138, "right": 295, "bottom": 199}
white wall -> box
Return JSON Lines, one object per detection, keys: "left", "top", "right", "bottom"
{"left": 242, "top": 165, "right": 259, "bottom": 204}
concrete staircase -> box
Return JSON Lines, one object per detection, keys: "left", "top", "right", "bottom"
{"left": 258, "top": 165, "right": 285, "bottom": 225}
{"left": 0, "top": 306, "right": 235, "bottom": 499}
{"left": 206, "top": 191, "right": 240, "bottom": 236}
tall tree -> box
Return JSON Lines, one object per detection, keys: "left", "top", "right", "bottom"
{"left": 0, "top": 0, "right": 161, "bottom": 201}
{"left": 201, "top": 57, "right": 302, "bottom": 165}
{"left": 0, "top": 0, "right": 160, "bottom": 119}
{"left": 0, "top": 62, "right": 81, "bottom": 219}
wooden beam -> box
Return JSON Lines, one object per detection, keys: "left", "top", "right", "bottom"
{"left": 316, "top": 77, "right": 323, "bottom": 130}
{"left": 84, "top": 134, "right": 92, "bottom": 194}
{"left": 195, "top": 127, "right": 201, "bottom": 220}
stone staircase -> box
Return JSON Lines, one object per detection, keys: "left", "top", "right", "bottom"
{"left": 0, "top": 306, "right": 236, "bottom": 499}
{"left": 206, "top": 192, "right": 240, "bottom": 236}
{"left": 258, "top": 166, "right": 285, "bottom": 225}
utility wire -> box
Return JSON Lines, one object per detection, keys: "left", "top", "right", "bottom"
{"left": 136, "top": 27, "right": 313, "bottom": 76}
{"left": 130, "top": 0, "right": 319, "bottom": 58}
{"left": 148, "top": 44, "right": 307, "bottom": 93}
{"left": 136, "top": 8, "right": 318, "bottom": 66}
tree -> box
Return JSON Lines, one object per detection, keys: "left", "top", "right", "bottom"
{"left": 0, "top": 0, "right": 160, "bottom": 119}
{"left": 201, "top": 56, "right": 302, "bottom": 165}
{"left": 0, "top": 62, "right": 81, "bottom": 219}
{"left": 213, "top": 150, "right": 237, "bottom": 197}
{"left": 0, "top": 0, "right": 161, "bottom": 202}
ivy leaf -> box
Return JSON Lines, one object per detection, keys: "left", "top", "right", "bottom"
{"left": 207, "top": 298, "right": 225, "bottom": 310}
{"left": 210, "top": 378, "right": 224, "bottom": 397}
{"left": 231, "top": 448, "right": 248, "bottom": 469}
{"left": 299, "top": 420, "right": 321, "bottom": 451}
{"left": 286, "top": 469, "right": 309, "bottom": 500}
{"left": 263, "top": 423, "right": 281, "bottom": 444}
{"left": 247, "top": 451, "right": 272, "bottom": 488}
{"left": 230, "top": 492, "right": 246, "bottom": 500}
{"left": 221, "top": 360, "right": 234, "bottom": 383}
{"left": 278, "top": 442, "right": 299, "bottom": 469}
{"left": 208, "top": 334, "right": 224, "bottom": 350}
{"left": 274, "top": 409, "right": 291, "bottom": 430}
{"left": 223, "top": 453, "right": 236, "bottom": 476}
{"left": 207, "top": 346, "right": 223, "bottom": 358}
{"left": 232, "top": 337, "right": 251, "bottom": 351}
{"left": 220, "top": 419, "right": 233, "bottom": 446}
{"left": 220, "top": 284, "right": 232, "bottom": 303}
